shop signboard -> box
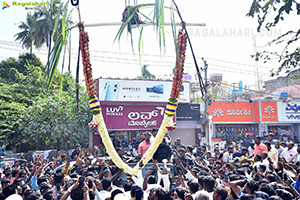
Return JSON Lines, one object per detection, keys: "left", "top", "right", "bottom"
{"left": 209, "top": 101, "right": 254, "bottom": 122}
{"left": 245, "top": 132, "right": 254, "bottom": 136}
{"left": 260, "top": 101, "right": 278, "bottom": 122}
{"left": 101, "top": 104, "right": 172, "bottom": 130}
{"left": 176, "top": 103, "right": 200, "bottom": 121}
{"left": 97, "top": 78, "right": 190, "bottom": 103}
{"left": 277, "top": 101, "right": 300, "bottom": 122}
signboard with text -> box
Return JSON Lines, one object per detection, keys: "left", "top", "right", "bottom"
{"left": 101, "top": 104, "right": 173, "bottom": 130}
{"left": 209, "top": 101, "right": 254, "bottom": 122}
{"left": 176, "top": 103, "right": 200, "bottom": 121}
{"left": 97, "top": 79, "right": 190, "bottom": 103}
{"left": 278, "top": 102, "right": 300, "bottom": 122}
{"left": 260, "top": 101, "right": 278, "bottom": 122}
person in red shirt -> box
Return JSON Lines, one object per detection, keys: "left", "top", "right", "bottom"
{"left": 252, "top": 135, "right": 268, "bottom": 157}
{"left": 138, "top": 132, "right": 152, "bottom": 157}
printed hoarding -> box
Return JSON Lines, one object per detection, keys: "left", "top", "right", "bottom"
{"left": 278, "top": 101, "right": 300, "bottom": 122}
{"left": 176, "top": 104, "right": 200, "bottom": 121}
{"left": 101, "top": 103, "right": 172, "bottom": 130}
{"left": 260, "top": 101, "right": 278, "bottom": 122}
{"left": 97, "top": 79, "right": 190, "bottom": 103}
{"left": 209, "top": 101, "right": 254, "bottom": 122}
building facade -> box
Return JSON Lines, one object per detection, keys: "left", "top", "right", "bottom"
{"left": 209, "top": 100, "right": 300, "bottom": 146}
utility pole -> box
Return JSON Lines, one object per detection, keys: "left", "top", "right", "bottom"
{"left": 202, "top": 58, "right": 210, "bottom": 149}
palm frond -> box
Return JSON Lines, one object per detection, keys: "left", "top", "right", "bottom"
{"left": 52, "top": 2, "right": 64, "bottom": 38}
{"left": 59, "top": 32, "right": 69, "bottom": 97}
{"left": 43, "top": 33, "right": 64, "bottom": 90}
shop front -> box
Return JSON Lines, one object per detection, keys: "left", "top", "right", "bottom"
{"left": 209, "top": 100, "right": 259, "bottom": 146}
{"left": 276, "top": 101, "right": 300, "bottom": 141}
{"left": 171, "top": 103, "right": 202, "bottom": 146}
{"left": 254, "top": 100, "right": 300, "bottom": 141}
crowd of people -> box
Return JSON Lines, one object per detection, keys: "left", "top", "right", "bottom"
{"left": 1, "top": 130, "right": 300, "bottom": 200}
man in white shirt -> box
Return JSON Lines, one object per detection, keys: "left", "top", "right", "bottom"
{"left": 275, "top": 141, "right": 284, "bottom": 159}
{"left": 261, "top": 151, "right": 270, "bottom": 171}
{"left": 195, "top": 176, "right": 215, "bottom": 200}
{"left": 248, "top": 143, "right": 255, "bottom": 157}
{"left": 223, "top": 146, "right": 234, "bottom": 163}
{"left": 99, "top": 178, "right": 112, "bottom": 200}
{"left": 265, "top": 141, "right": 278, "bottom": 167}
{"left": 253, "top": 154, "right": 262, "bottom": 169}
{"left": 280, "top": 141, "right": 297, "bottom": 163}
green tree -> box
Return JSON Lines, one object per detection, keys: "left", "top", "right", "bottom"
{"left": 0, "top": 54, "right": 87, "bottom": 152}
{"left": 247, "top": 0, "right": 300, "bottom": 76}
{"left": 16, "top": 84, "right": 92, "bottom": 151}
{"left": 0, "top": 53, "right": 43, "bottom": 84}
{"left": 137, "top": 64, "right": 156, "bottom": 79}
{"left": 15, "top": 13, "right": 41, "bottom": 54}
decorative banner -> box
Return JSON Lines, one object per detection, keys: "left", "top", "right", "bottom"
{"left": 209, "top": 101, "right": 254, "bottom": 122}
{"left": 260, "top": 101, "right": 278, "bottom": 122}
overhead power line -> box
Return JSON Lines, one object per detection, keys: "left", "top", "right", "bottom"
{"left": 0, "top": 40, "right": 274, "bottom": 70}
{"left": 0, "top": 45, "right": 267, "bottom": 76}
{"left": 0, "top": 39, "right": 274, "bottom": 78}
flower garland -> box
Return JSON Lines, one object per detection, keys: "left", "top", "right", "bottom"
{"left": 80, "top": 28, "right": 187, "bottom": 175}
{"left": 80, "top": 31, "right": 101, "bottom": 115}
{"left": 166, "top": 29, "right": 186, "bottom": 116}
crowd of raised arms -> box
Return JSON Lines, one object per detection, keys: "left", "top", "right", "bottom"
{"left": 1, "top": 129, "right": 300, "bottom": 200}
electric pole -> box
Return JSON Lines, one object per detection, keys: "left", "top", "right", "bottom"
{"left": 202, "top": 58, "right": 210, "bottom": 149}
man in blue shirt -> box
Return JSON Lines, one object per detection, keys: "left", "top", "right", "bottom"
{"left": 0, "top": 141, "right": 6, "bottom": 156}
{"left": 267, "top": 133, "right": 275, "bottom": 145}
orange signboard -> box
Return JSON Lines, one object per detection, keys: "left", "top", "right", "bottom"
{"left": 209, "top": 101, "right": 254, "bottom": 122}
{"left": 260, "top": 101, "right": 278, "bottom": 122}
{"left": 253, "top": 101, "right": 260, "bottom": 122}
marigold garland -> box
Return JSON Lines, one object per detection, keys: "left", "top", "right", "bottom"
{"left": 166, "top": 29, "right": 187, "bottom": 116}
{"left": 80, "top": 31, "right": 100, "bottom": 115}
{"left": 80, "top": 28, "right": 187, "bottom": 176}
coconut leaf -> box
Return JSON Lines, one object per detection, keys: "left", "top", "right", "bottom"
{"left": 44, "top": 2, "right": 74, "bottom": 93}
{"left": 52, "top": 2, "right": 64, "bottom": 38}
{"left": 62, "top": 5, "right": 68, "bottom": 41}
{"left": 44, "top": 33, "right": 64, "bottom": 90}
{"left": 59, "top": 32, "right": 69, "bottom": 97}
{"left": 68, "top": 29, "right": 71, "bottom": 72}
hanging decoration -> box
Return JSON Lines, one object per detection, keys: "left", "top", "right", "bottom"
{"left": 77, "top": 6, "right": 187, "bottom": 175}
{"left": 80, "top": 28, "right": 187, "bottom": 175}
